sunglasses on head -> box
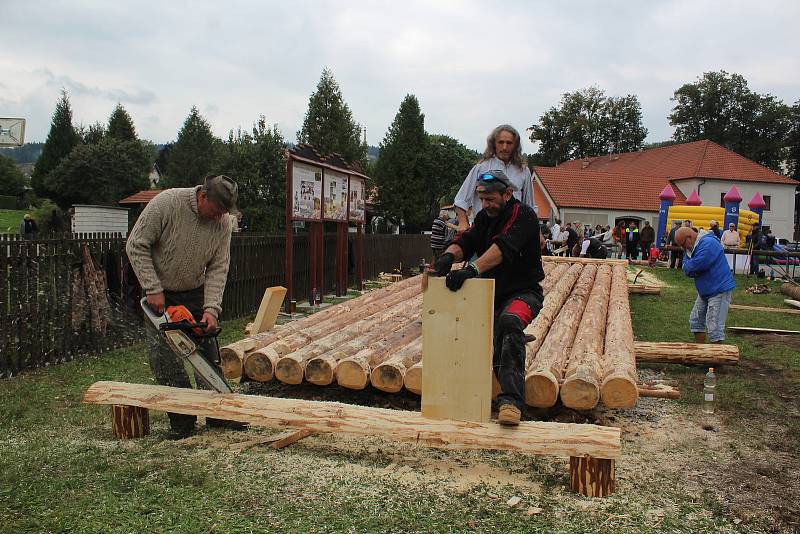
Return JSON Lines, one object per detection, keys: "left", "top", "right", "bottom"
{"left": 478, "top": 173, "right": 499, "bottom": 182}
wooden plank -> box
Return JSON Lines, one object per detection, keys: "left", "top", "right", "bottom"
{"left": 785, "top": 299, "right": 800, "bottom": 310}
{"left": 729, "top": 303, "right": 800, "bottom": 316}
{"left": 271, "top": 428, "right": 314, "bottom": 449}
{"left": 83, "top": 381, "right": 621, "bottom": 459}
{"left": 251, "top": 286, "right": 288, "bottom": 334}
{"left": 421, "top": 277, "right": 494, "bottom": 423}
{"left": 627, "top": 285, "right": 661, "bottom": 295}
{"left": 728, "top": 326, "right": 800, "bottom": 334}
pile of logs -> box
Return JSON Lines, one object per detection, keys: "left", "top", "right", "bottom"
{"left": 220, "top": 258, "right": 728, "bottom": 410}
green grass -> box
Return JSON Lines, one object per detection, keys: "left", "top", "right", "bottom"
{"left": 1, "top": 274, "right": 798, "bottom": 532}
{"left": 0, "top": 209, "right": 25, "bottom": 234}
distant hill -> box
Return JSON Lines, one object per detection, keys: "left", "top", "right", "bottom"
{"left": 0, "top": 143, "right": 44, "bottom": 164}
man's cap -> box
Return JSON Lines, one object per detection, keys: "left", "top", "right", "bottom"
{"left": 204, "top": 175, "right": 238, "bottom": 213}
{"left": 475, "top": 169, "right": 519, "bottom": 192}
{"left": 23, "top": 214, "right": 31, "bottom": 220}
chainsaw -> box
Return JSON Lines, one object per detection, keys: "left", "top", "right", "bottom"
{"left": 140, "top": 297, "right": 233, "bottom": 394}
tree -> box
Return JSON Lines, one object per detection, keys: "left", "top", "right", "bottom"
{"left": 218, "top": 116, "right": 286, "bottom": 232}
{"left": 32, "top": 90, "right": 79, "bottom": 197}
{"left": 44, "top": 138, "right": 150, "bottom": 209}
{"left": 162, "top": 107, "right": 220, "bottom": 187}
{"left": 0, "top": 154, "right": 26, "bottom": 196}
{"left": 420, "top": 135, "right": 478, "bottom": 220}
{"left": 528, "top": 87, "right": 647, "bottom": 166}
{"left": 788, "top": 100, "right": 800, "bottom": 181}
{"left": 374, "top": 95, "right": 428, "bottom": 232}
{"left": 77, "top": 121, "right": 106, "bottom": 145}
{"left": 297, "top": 68, "right": 367, "bottom": 168}
{"left": 669, "top": 71, "right": 791, "bottom": 171}
{"left": 107, "top": 104, "right": 138, "bottom": 142}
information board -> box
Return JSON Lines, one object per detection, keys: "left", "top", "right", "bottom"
{"left": 291, "top": 162, "right": 322, "bottom": 221}
{"left": 323, "top": 169, "right": 348, "bottom": 221}
{"left": 348, "top": 176, "right": 366, "bottom": 223}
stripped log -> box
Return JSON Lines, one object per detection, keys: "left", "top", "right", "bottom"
{"left": 369, "top": 337, "right": 423, "bottom": 393}
{"left": 275, "top": 295, "right": 421, "bottom": 385}
{"left": 336, "top": 320, "right": 422, "bottom": 390}
{"left": 780, "top": 283, "right": 800, "bottom": 301}
{"left": 600, "top": 264, "right": 638, "bottom": 408}
{"left": 560, "top": 265, "right": 612, "bottom": 409}
{"left": 627, "top": 285, "right": 661, "bottom": 295}
{"left": 541, "top": 263, "right": 570, "bottom": 294}
{"left": 637, "top": 383, "right": 680, "bottom": 399}
{"left": 526, "top": 264, "right": 597, "bottom": 408}
{"left": 404, "top": 361, "right": 423, "bottom": 395}
{"left": 219, "top": 275, "right": 420, "bottom": 378}
{"left": 84, "top": 381, "right": 621, "bottom": 459}
{"left": 634, "top": 341, "right": 739, "bottom": 366}
{"left": 542, "top": 256, "right": 628, "bottom": 265}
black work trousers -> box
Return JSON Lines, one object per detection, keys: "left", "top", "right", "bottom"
{"left": 493, "top": 289, "right": 543, "bottom": 413}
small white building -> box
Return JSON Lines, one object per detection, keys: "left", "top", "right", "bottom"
{"left": 533, "top": 140, "right": 798, "bottom": 241}
{"left": 71, "top": 205, "right": 129, "bottom": 236}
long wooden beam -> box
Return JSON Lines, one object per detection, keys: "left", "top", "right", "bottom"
{"left": 729, "top": 303, "right": 800, "bottom": 316}
{"left": 627, "top": 285, "right": 661, "bottom": 295}
{"left": 633, "top": 341, "right": 739, "bottom": 365}
{"left": 83, "top": 381, "right": 621, "bottom": 459}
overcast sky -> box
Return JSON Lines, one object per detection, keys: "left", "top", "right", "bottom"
{"left": 2, "top": 1, "right": 798, "bottom": 154}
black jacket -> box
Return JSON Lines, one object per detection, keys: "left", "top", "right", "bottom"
{"left": 453, "top": 197, "right": 544, "bottom": 305}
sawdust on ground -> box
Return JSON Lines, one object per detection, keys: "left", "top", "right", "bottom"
{"left": 626, "top": 266, "right": 669, "bottom": 287}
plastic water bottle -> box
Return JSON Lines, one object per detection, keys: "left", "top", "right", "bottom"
{"left": 703, "top": 367, "right": 716, "bottom": 414}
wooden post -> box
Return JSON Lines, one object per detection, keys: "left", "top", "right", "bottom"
{"left": 111, "top": 404, "right": 149, "bottom": 439}
{"left": 285, "top": 157, "right": 293, "bottom": 311}
{"left": 570, "top": 456, "right": 615, "bottom": 497}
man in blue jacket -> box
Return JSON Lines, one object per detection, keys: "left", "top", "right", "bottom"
{"left": 675, "top": 227, "right": 736, "bottom": 343}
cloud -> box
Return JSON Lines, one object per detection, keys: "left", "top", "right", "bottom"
{"left": 35, "top": 68, "right": 156, "bottom": 105}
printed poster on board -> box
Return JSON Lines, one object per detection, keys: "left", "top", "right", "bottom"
{"left": 349, "top": 177, "right": 365, "bottom": 223}
{"left": 323, "top": 169, "right": 348, "bottom": 221}
{"left": 291, "top": 162, "right": 322, "bottom": 220}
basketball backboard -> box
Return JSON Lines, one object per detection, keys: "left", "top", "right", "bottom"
{"left": 0, "top": 118, "right": 26, "bottom": 147}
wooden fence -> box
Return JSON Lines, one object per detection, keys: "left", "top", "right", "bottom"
{"left": 0, "top": 232, "right": 431, "bottom": 377}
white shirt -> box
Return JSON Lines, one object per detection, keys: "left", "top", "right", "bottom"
{"left": 721, "top": 229, "right": 740, "bottom": 247}
{"left": 454, "top": 156, "right": 536, "bottom": 217}
{"left": 551, "top": 223, "right": 561, "bottom": 240}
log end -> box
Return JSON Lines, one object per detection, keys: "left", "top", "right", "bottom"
{"left": 243, "top": 348, "right": 278, "bottom": 382}
{"left": 370, "top": 363, "right": 405, "bottom": 393}
{"left": 560, "top": 375, "right": 600, "bottom": 411}
{"left": 404, "top": 365, "right": 422, "bottom": 395}
{"left": 525, "top": 369, "right": 559, "bottom": 408}
{"left": 600, "top": 373, "right": 639, "bottom": 409}
{"left": 336, "top": 360, "right": 369, "bottom": 390}
{"left": 219, "top": 347, "right": 244, "bottom": 380}
{"left": 305, "top": 356, "right": 335, "bottom": 386}
{"left": 274, "top": 357, "right": 304, "bottom": 385}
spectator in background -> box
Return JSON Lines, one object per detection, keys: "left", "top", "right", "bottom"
{"left": 19, "top": 214, "right": 38, "bottom": 239}
{"left": 639, "top": 221, "right": 655, "bottom": 260}
{"left": 721, "top": 223, "right": 740, "bottom": 247}
{"left": 565, "top": 222, "right": 579, "bottom": 256}
{"left": 551, "top": 219, "right": 562, "bottom": 243}
{"left": 668, "top": 221, "right": 683, "bottom": 269}
{"left": 612, "top": 222, "right": 625, "bottom": 258}
{"left": 430, "top": 210, "right": 451, "bottom": 260}
{"left": 625, "top": 221, "right": 640, "bottom": 260}
{"left": 594, "top": 224, "right": 603, "bottom": 237}
{"left": 748, "top": 222, "right": 762, "bottom": 275}
{"left": 709, "top": 219, "right": 721, "bottom": 239}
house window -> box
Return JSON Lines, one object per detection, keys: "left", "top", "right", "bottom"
{"left": 763, "top": 195, "right": 771, "bottom": 211}
{"left": 719, "top": 193, "right": 726, "bottom": 207}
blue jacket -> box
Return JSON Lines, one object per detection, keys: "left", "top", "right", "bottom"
{"left": 682, "top": 231, "right": 736, "bottom": 298}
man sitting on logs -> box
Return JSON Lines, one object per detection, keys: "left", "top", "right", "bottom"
{"left": 430, "top": 169, "right": 545, "bottom": 426}
{"left": 126, "top": 175, "right": 245, "bottom": 439}
{"left": 675, "top": 227, "right": 736, "bottom": 344}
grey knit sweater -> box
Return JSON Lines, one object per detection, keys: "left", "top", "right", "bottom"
{"left": 126, "top": 186, "right": 234, "bottom": 318}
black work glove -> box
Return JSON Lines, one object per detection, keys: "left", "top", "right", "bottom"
{"left": 445, "top": 262, "right": 479, "bottom": 292}
{"left": 432, "top": 252, "right": 455, "bottom": 277}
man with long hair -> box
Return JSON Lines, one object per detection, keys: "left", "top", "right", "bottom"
{"left": 453, "top": 125, "right": 536, "bottom": 232}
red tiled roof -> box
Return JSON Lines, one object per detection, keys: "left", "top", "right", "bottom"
{"left": 556, "top": 140, "right": 795, "bottom": 185}
{"left": 534, "top": 167, "right": 687, "bottom": 212}
{"left": 119, "top": 190, "right": 163, "bottom": 204}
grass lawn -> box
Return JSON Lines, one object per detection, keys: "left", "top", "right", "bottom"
{"left": 0, "top": 209, "right": 25, "bottom": 233}
{"left": 1, "top": 270, "right": 798, "bottom": 532}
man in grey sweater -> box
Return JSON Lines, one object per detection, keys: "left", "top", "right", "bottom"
{"left": 127, "top": 175, "right": 241, "bottom": 438}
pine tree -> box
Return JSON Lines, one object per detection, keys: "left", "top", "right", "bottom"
{"left": 163, "top": 107, "right": 220, "bottom": 187}
{"left": 0, "top": 154, "right": 26, "bottom": 196}
{"left": 32, "top": 90, "right": 79, "bottom": 197}
{"left": 297, "top": 68, "right": 367, "bottom": 168}
{"left": 374, "top": 95, "right": 428, "bottom": 232}
{"left": 107, "top": 104, "right": 138, "bottom": 141}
